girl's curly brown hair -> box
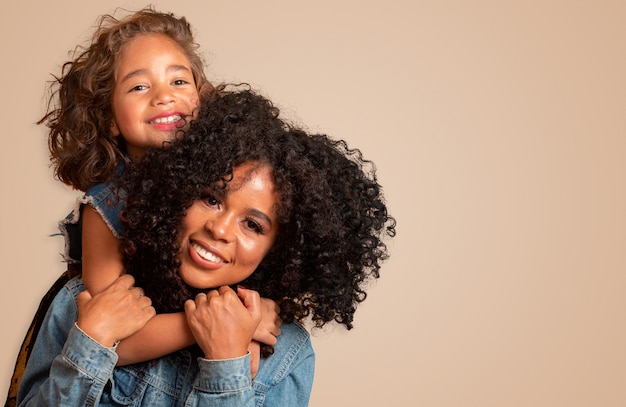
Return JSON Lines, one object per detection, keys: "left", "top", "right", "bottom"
{"left": 119, "top": 85, "right": 396, "bottom": 330}
{"left": 39, "top": 6, "right": 213, "bottom": 191}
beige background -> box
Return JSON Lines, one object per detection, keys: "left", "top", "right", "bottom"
{"left": 2, "top": 1, "right": 625, "bottom": 406}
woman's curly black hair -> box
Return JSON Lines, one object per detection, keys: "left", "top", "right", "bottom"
{"left": 119, "top": 84, "right": 396, "bottom": 330}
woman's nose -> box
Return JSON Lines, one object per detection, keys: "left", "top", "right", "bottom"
{"left": 205, "top": 213, "right": 235, "bottom": 242}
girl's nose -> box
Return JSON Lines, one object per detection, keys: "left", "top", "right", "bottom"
{"left": 151, "top": 84, "right": 175, "bottom": 106}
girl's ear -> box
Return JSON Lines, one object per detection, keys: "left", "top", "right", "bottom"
{"left": 110, "top": 120, "right": 121, "bottom": 137}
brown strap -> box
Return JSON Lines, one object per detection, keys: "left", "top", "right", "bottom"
{"left": 4, "top": 271, "right": 71, "bottom": 407}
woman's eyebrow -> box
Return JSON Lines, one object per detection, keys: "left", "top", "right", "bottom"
{"left": 248, "top": 208, "right": 273, "bottom": 227}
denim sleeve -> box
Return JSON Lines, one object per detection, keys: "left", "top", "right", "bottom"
{"left": 184, "top": 354, "right": 255, "bottom": 406}
{"left": 18, "top": 324, "right": 118, "bottom": 407}
{"left": 17, "top": 278, "right": 119, "bottom": 407}
{"left": 185, "top": 323, "right": 315, "bottom": 406}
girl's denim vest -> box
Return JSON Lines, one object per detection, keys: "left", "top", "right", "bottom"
{"left": 59, "top": 179, "right": 126, "bottom": 270}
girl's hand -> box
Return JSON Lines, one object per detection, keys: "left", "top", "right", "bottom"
{"left": 77, "top": 274, "right": 156, "bottom": 347}
{"left": 248, "top": 340, "right": 261, "bottom": 378}
{"left": 253, "top": 297, "right": 282, "bottom": 345}
{"left": 184, "top": 286, "right": 261, "bottom": 360}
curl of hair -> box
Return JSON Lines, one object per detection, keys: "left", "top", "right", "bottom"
{"left": 40, "top": 6, "right": 213, "bottom": 191}
{"left": 119, "top": 84, "right": 396, "bottom": 330}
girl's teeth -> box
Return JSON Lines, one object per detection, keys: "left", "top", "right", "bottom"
{"left": 191, "top": 242, "right": 224, "bottom": 263}
{"left": 152, "top": 115, "right": 182, "bottom": 124}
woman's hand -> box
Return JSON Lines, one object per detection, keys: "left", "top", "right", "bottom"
{"left": 185, "top": 286, "right": 262, "bottom": 360}
{"left": 76, "top": 274, "right": 156, "bottom": 347}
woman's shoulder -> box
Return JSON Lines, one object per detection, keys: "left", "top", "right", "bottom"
{"left": 278, "top": 322, "right": 311, "bottom": 344}
{"left": 64, "top": 275, "right": 87, "bottom": 297}
{"left": 257, "top": 322, "right": 315, "bottom": 380}
{"left": 253, "top": 322, "right": 315, "bottom": 404}
{"left": 272, "top": 321, "right": 313, "bottom": 358}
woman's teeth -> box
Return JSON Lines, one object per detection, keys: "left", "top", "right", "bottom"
{"left": 191, "top": 242, "right": 224, "bottom": 263}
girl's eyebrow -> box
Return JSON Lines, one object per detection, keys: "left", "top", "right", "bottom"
{"left": 120, "top": 64, "right": 191, "bottom": 84}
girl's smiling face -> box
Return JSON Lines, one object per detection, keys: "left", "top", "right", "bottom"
{"left": 110, "top": 33, "right": 200, "bottom": 160}
{"left": 178, "top": 162, "right": 280, "bottom": 289}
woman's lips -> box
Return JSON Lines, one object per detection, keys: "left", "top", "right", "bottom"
{"left": 189, "top": 241, "right": 227, "bottom": 268}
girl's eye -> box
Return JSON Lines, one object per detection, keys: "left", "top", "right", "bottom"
{"left": 130, "top": 84, "right": 147, "bottom": 92}
{"left": 245, "top": 218, "right": 265, "bottom": 235}
{"left": 173, "top": 79, "right": 190, "bottom": 86}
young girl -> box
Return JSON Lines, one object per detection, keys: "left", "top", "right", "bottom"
{"left": 18, "top": 86, "right": 396, "bottom": 406}
{"left": 38, "top": 7, "right": 280, "bottom": 366}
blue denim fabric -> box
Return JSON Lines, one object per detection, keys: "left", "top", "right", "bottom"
{"left": 17, "top": 277, "right": 315, "bottom": 406}
{"left": 59, "top": 168, "right": 126, "bottom": 265}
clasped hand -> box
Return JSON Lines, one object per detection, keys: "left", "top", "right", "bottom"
{"left": 76, "top": 274, "right": 155, "bottom": 347}
{"left": 76, "top": 276, "right": 278, "bottom": 365}
{"left": 184, "top": 286, "right": 262, "bottom": 360}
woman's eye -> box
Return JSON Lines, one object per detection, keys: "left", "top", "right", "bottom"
{"left": 204, "top": 195, "right": 220, "bottom": 207}
{"left": 245, "top": 218, "right": 264, "bottom": 234}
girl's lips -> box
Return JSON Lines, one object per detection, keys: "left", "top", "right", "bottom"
{"left": 149, "top": 114, "right": 182, "bottom": 124}
{"left": 148, "top": 112, "right": 187, "bottom": 131}
{"left": 189, "top": 241, "right": 227, "bottom": 269}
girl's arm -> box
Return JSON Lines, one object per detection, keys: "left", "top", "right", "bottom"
{"left": 82, "top": 206, "right": 194, "bottom": 364}
{"left": 81, "top": 205, "right": 124, "bottom": 294}
{"left": 115, "top": 313, "right": 195, "bottom": 365}
{"left": 116, "top": 301, "right": 280, "bottom": 367}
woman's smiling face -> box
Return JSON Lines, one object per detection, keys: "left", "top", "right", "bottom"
{"left": 177, "top": 162, "right": 280, "bottom": 289}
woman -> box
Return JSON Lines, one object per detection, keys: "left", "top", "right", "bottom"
{"left": 17, "top": 86, "right": 396, "bottom": 406}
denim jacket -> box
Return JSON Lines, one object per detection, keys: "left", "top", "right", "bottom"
{"left": 17, "top": 277, "right": 315, "bottom": 406}
{"left": 59, "top": 170, "right": 126, "bottom": 265}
